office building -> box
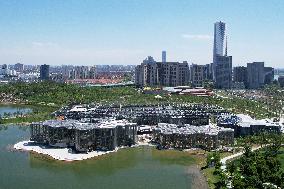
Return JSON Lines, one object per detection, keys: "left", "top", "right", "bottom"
{"left": 233, "top": 66, "right": 247, "bottom": 88}
{"left": 215, "top": 55, "right": 232, "bottom": 89}
{"left": 212, "top": 21, "right": 232, "bottom": 89}
{"left": 247, "top": 62, "right": 264, "bottom": 89}
{"left": 278, "top": 76, "right": 284, "bottom": 87}
{"left": 40, "top": 64, "right": 50, "bottom": 80}
{"left": 162, "top": 51, "right": 166, "bottom": 63}
{"left": 213, "top": 21, "right": 226, "bottom": 64}
{"left": 264, "top": 67, "right": 274, "bottom": 85}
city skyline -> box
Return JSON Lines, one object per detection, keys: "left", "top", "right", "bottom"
{"left": 0, "top": 0, "right": 283, "bottom": 67}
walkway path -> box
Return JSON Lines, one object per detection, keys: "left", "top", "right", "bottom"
{"left": 220, "top": 146, "right": 262, "bottom": 171}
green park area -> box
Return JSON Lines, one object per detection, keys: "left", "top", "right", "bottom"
{"left": 0, "top": 81, "right": 281, "bottom": 124}
{"left": 202, "top": 133, "right": 284, "bottom": 189}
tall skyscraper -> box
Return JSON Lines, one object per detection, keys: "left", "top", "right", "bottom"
{"left": 40, "top": 64, "right": 50, "bottom": 80}
{"left": 162, "top": 51, "right": 166, "bottom": 63}
{"left": 212, "top": 21, "right": 232, "bottom": 89}
{"left": 213, "top": 21, "right": 226, "bottom": 82}
{"left": 213, "top": 21, "right": 226, "bottom": 62}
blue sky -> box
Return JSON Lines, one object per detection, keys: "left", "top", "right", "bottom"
{"left": 0, "top": 0, "right": 283, "bottom": 67}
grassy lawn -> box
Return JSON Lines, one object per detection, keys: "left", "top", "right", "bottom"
{"left": 202, "top": 167, "right": 220, "bottom": 189}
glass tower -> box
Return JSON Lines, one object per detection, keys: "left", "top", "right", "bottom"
{"left": 213, "top": 21, "right": 225, "bottom": 63}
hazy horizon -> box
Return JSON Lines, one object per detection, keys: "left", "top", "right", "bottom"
{"left": 0, "top": 0, "right": 283, "bottom": 67}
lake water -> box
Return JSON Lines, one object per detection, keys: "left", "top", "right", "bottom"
{"left": 0, "top": 105, "right": 32, "bottom": 117}
{"left": 0, "top": 124, "right": 200, "bottom": 189}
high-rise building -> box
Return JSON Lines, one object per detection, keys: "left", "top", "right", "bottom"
{"left": 213, "top": 21, "right": 226, "bottom": 63}
{"left": 233, "top": 66, "right": 247, "bottom": 88}
{"left": 212, "top": 21, "right": 232, "bottom": 89}
{"left": 264, "top": 67, "right": 274, "bottom": 85}
{"left": 162, "top": 61, "right": 189, "bottom": 86}
{"left": 162, "top": 51, "right": 166, "bottom": 63}
{"left": 215, "top": 56, "right": 232, "bottom": 89}
{"left": 40, "top": 64, "right": 50, "bottom": 80}
{"left": 278, "top": 76, "right": 284, "bottom": 87}
{"left": 247, "top": 62, "right": 264, "bottom": 89}
{"left": 2, "top": 64, "right": 7, "bottom": 70}
{"left": 89, "top": 66, "right": 96, "bottom": 79}
{"left": 190, "top": 64, "right": 211, "bottom": 87}
{"left": 135, "top": 57, "right": 189, "bottom": 87}
{"left": 68, "top": 66, "right": 96, "bottom": 80}
{"left": 14, "top": 63, "right": 24, "bottom": 72}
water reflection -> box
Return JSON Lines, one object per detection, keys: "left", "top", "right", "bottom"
{"left": 17, "top": 125, "right": 29, "bottom": 132}
{"left": 0, "top": 125, "right": 8, "bottom": 132}
{"left": 0, "top": 105, "right": 32, "bottom": 117}
{"left": 28, "top": 147, "right": 140, "bottom": 176}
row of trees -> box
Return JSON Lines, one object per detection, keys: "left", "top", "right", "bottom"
{"left": 228, "top": 144, "right": 284, "bottom": 189}
{"left": 209, "top": 133, "right": 284, "bottom": 189}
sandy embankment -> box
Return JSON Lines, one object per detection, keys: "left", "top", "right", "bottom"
{"left": 14, "top": 141, "right": 117, "bottom": 161}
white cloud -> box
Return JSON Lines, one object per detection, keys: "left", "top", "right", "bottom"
{"left": 31, "top": 41, "right": 59, "bottom": 48}
{"left": 182, "top": 34, "right": 212, "bottom": 40}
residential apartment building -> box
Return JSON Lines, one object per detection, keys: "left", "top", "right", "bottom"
{"left": 190, "top": 64, "right": 211, "bottom": 87}
{"left": 135, "top": 56, "right": 189, "bottom": 87}
{"left": 69, "top": 66, "right": 96, "bottom": 79}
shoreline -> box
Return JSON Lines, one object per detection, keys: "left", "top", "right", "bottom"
{"left": 187, "top": 165, "right": 209, "bottom": 189}
{"left": 14, "top": 140, "right": 212, "bottom": 188}
{"left": 14, "top": 140, "right": 121, "bottom": 161}
{"left": 14, "top": 140, "right": 154, "bottom": 162}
